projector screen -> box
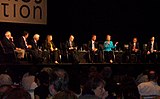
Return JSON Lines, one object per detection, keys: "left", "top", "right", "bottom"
{"left": 0, "top": 0, "right": 47, "bottom": 24}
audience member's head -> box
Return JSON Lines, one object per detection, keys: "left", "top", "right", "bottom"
{"left": 82, "top": 77, "right": 108, "bottom": 98}
{"left": 100, "top": 66, "right": 112, "bottom": 79}
{"left": 49, "top": 68, "right": 69, "bottom": 96}
{"left": 88, "top": 66, "right": 99, "bottom": 80}
{"left": 148, "top": 70, "right": 158, "bottom": 81}
{"left": 0, "top": 74, "right": 13, "bottom": 87}
{"left": 41, "top": 67, "right": 54, "bottom": 79}
{"left": 35, "top": 71, "right": 49, "bottom": 86}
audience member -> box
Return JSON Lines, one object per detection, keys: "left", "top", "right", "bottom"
{"left": 136, "top": 69, "right": 149, "bottom": 85}
{"left": 34, "top": 71, "right": 50, "bottom": 99}
{"left": 22, "top": 68, "right": 38, "bottom": 99}
{"left": 0, "top": 73, "right": 13, "bottom": 87}
{"left": 137, "top": 70, "right": 160, "bottom": 99}
{"left": 80, "top": 77, "right": 108, "bottom": 99}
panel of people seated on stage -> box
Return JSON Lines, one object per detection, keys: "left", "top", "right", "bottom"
{"left": 1, "top": 32, "right": 160, "bottom": 64}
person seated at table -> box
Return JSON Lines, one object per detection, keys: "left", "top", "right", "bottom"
{"left": 1, "top": 31, "right": 25, "bottom": 63}
{"left": 30, "top": 34, "right": 44, "bottom": 63}
{"left": 64, "top": 34, "right": 80, "bottom": 63}
{"left": 43, "top": 34, "right": 59, "bottom": 64}
{"left": 88, "top": 34, "right": 103, "bottom": 63}
{"left": 129, "top": 37, "right": 141, "bottom": 63}
{"left": 146, "top": 36, "right": 158, "bottom": 63}
{"left": 18, "top": 31, "right": 33, "bottom": 61}
{"left": 103, "top": 35, "right": 118, "bottom": 63}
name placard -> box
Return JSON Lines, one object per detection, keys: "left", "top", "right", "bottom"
{"left": 0, "top": 0, "right": 47, "bottom": 24}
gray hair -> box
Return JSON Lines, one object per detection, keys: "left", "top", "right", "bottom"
{"left": 5, "top": 31, "right": 11, "bottom": 37}
{"left": 0, "top": 74, "right": 13, "bottom": 86}
{"left": 33, "top": 34, "right": 40, "bottom": 39}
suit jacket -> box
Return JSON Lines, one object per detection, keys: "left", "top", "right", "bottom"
{"left": 1, "top": 37, "right": 16, "bottom": 54}
{"left": 65, "top": 40, "right": 76, "bottom": 50}
{"left": 30, "top": 39, "right": 38, "bottom": 50}
{"left": 129, "top": 42, "right": 140, "bottom": 52}
{"left": 88, "top": 40, "right": 99, "bottom": 51}
{"left": 147, "top": 41, "right": 158, "bottom": 52}
{"left": 18, "top": 36, "right": 28, "bottom": 49}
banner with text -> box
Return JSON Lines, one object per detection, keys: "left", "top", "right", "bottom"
{"left": 0, "top": 0, "right": 47, "bottom": 24}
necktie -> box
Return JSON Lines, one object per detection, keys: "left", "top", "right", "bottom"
{"left": 92, "top": 41, "right": 95, "bottom": 50}
{"left": 70, "top": 41, "right": 72, "bottom": 47}
{"left": 133, "top": 43, "right": 136, "bottom": 49}
{"left": 151, "top": 42, "right": 154, "bottom": 52}
{"left": 35, "top": 41, "right": 37, "bottom": 46}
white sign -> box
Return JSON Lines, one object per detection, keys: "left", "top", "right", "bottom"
{"left": 0, "top": 0, "right": 47, "bottom": 24}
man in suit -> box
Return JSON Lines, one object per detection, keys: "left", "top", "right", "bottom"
{"left": 18, "top": 31, "right": 33, "bottom": 62}
{"left": 88, "top": 34, "right": 103, "bottom": 63}
{"left": 147, "top": 36, "right": 158, "bottom": 63}
{"left": 65, "top": 35, "right": 80, "bottom": 63}
{"left": 1, "top": 31, "right": 25, "bottom": 63}
{"left": 129, "top": 37, "right": 140, "bottom": 54}
{"left": 129, "top": 37, "right": 141, "bottom": 63}
{"left": 18, "top": 31, "right": 32, "bottom": 50}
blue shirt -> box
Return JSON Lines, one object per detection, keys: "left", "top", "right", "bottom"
{"left": 104, "top": 41, "right": 116, "bottom": 51}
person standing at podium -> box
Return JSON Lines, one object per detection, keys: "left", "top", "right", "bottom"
{"left": 103, "top": 35, "right": 118, "bottom": 63}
